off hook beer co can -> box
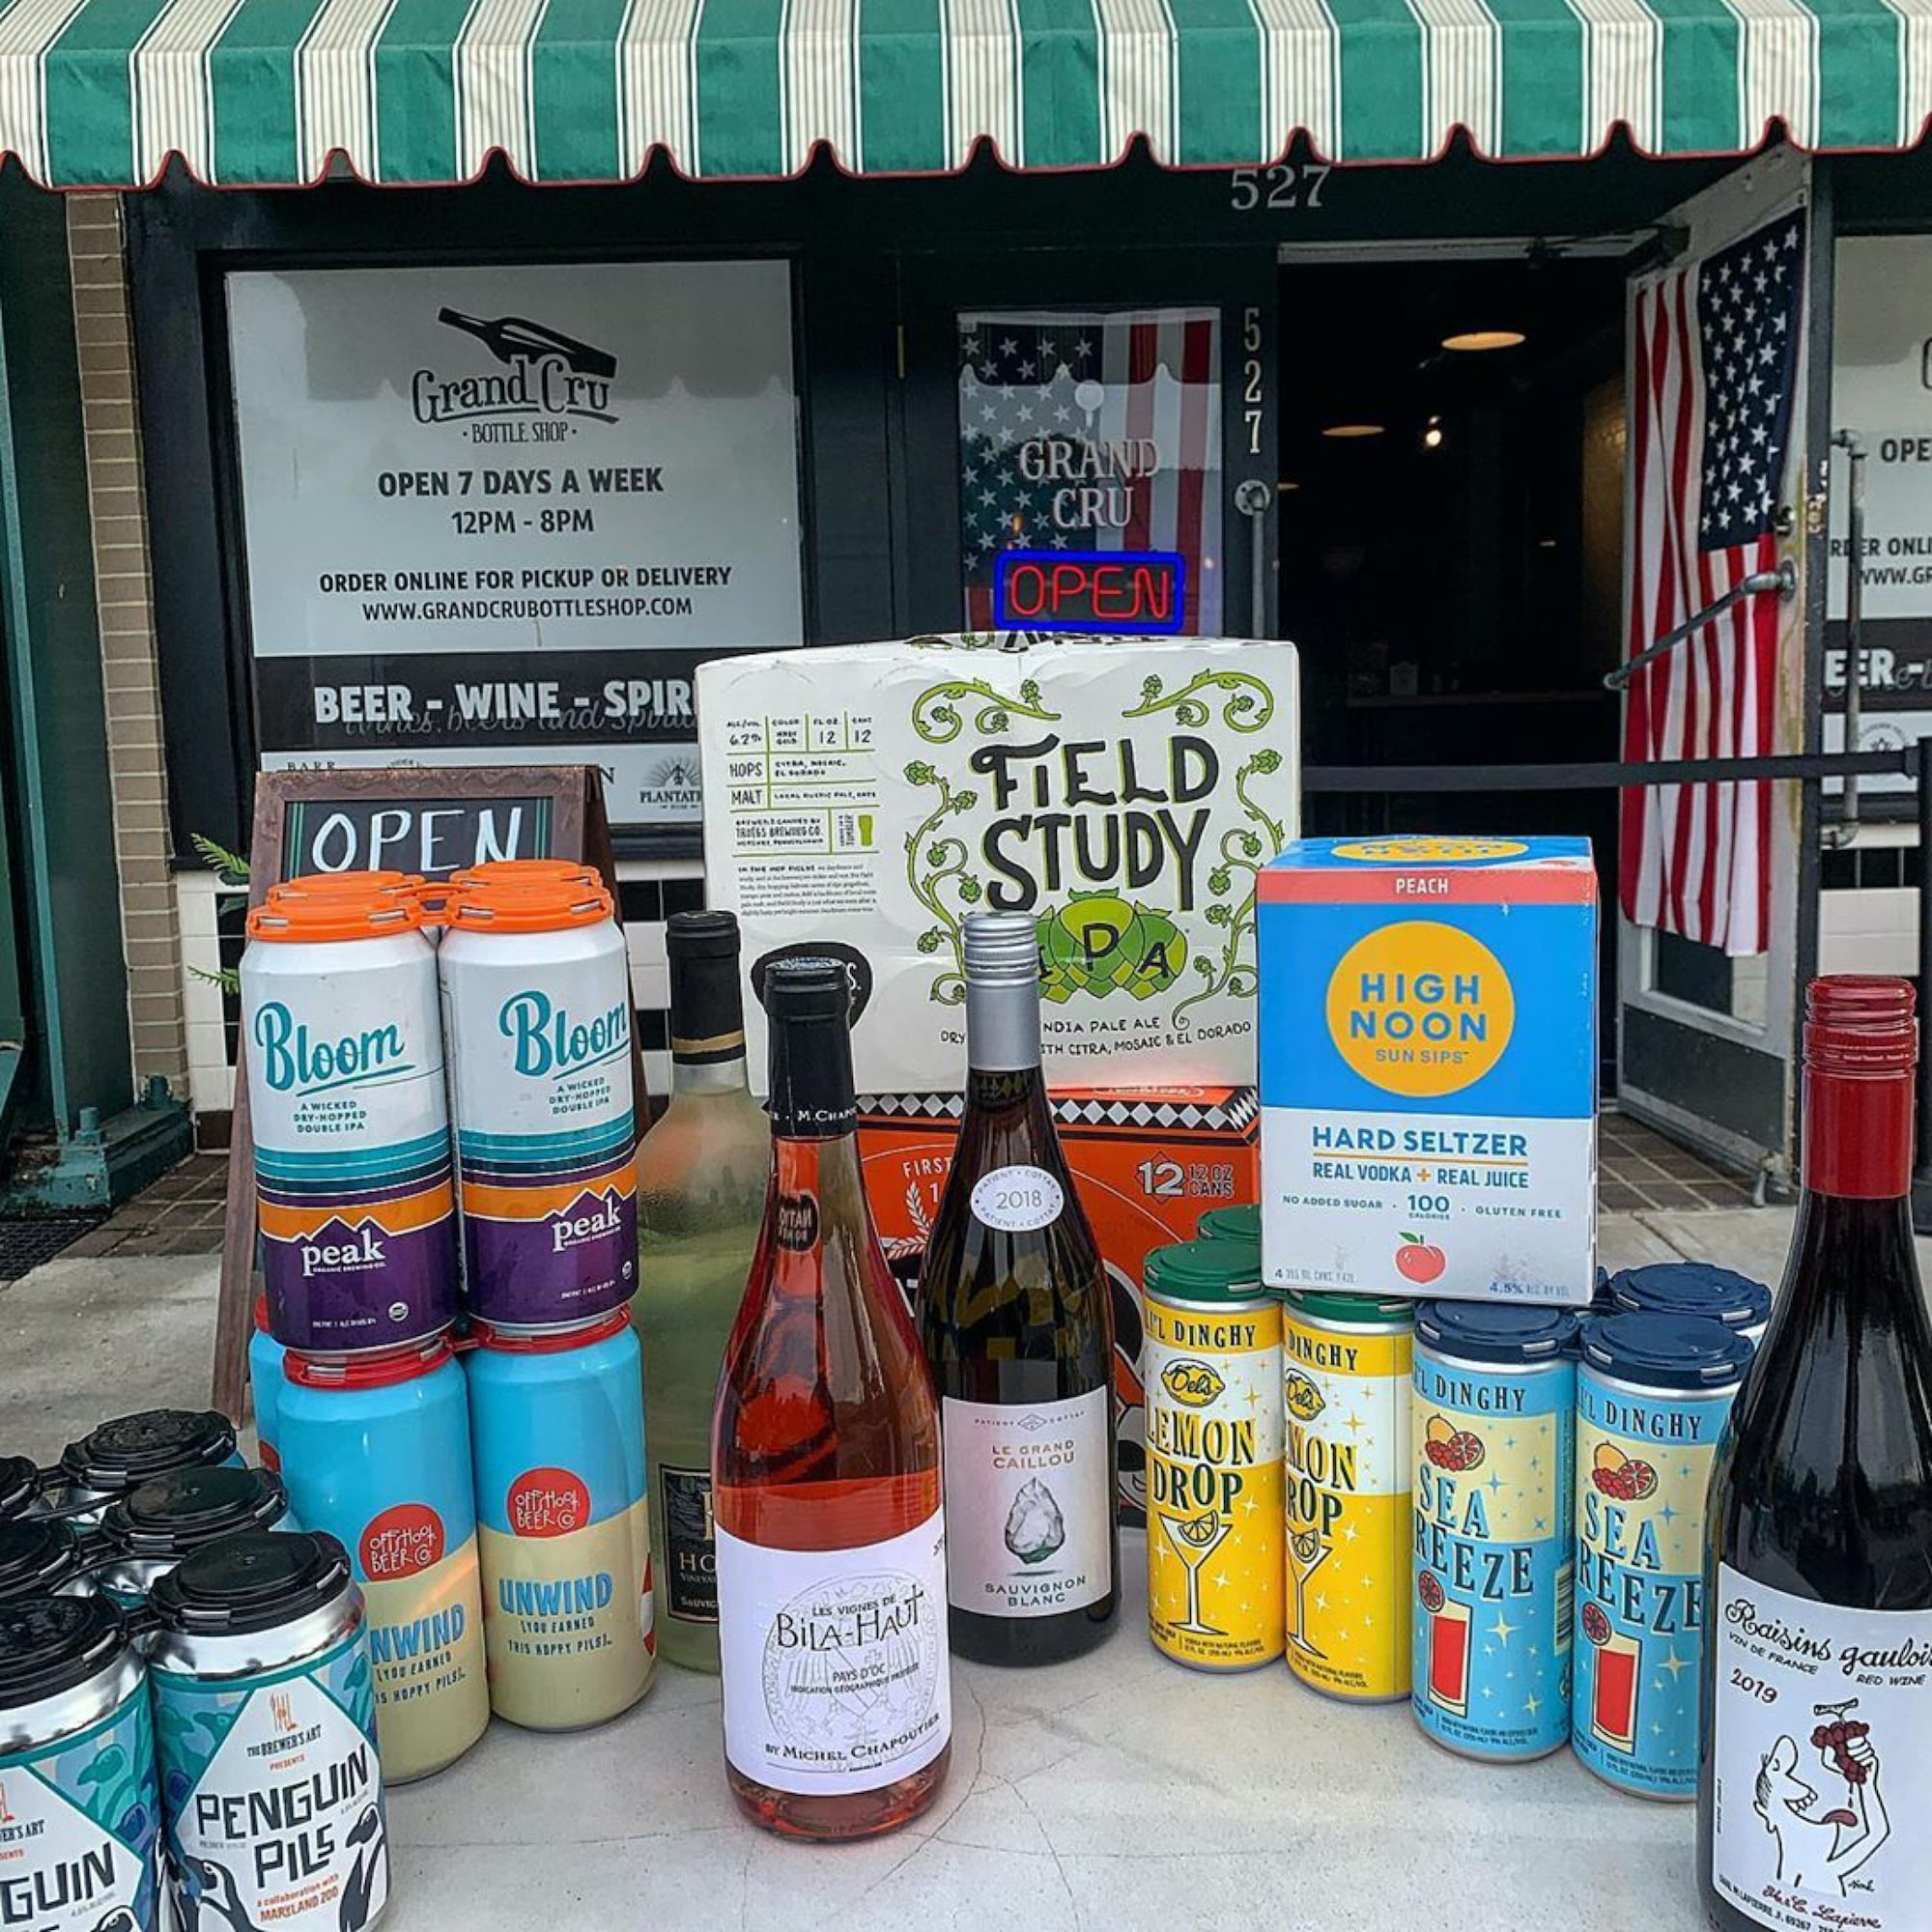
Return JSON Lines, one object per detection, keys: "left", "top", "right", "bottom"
{"left": 439, "top": 876, "right": 639, "bottom": 1328}
{"left": 1410, "top": 1300, "right": 1578, "bottom": 1762}
{"left": 1282, "top": 1290, "right": 1414, "bottom": 1702}
{"left": 1573, "top": 1313, "right": 1750, "bottom": 1800}
{"left": 242, "top": 888, "right": 459, "bottom": 1353}
{"left": 0, "top": 1596, "right": 164, "bottom": 1931}
{"left": 466, "top": 1309, "right": 655, "bottom": 1728}
{"left": 276, "top": 1336, "right": 490, "bottom": 1782}
{"left": 94, "top": 1466, "right": 295, "bottom": 1611}
{"left": 149, "top": 1532, "right": 389, "bottom": 1932}
{"left": 251, "top": 1296, "right": 287, "bottom": 1471}
{"left": 1142, "top": 1241, "right": 1286, "bottom": 1672}
{"left": 52, "top": 1410, "right": 242, "bottom": 1524}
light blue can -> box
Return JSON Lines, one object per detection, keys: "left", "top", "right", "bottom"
{"left": 1410, "top": 1300, "right": 1579, "bottom": 1762}
{"left": 251, "top": 1294, "right": 287, "bottom": 1471}
{"left": 1574, "top": 1313, "right": 1750, "bottom": 1800}
{"left": 277, "top": 1335, "right": 489, "bottom": 1782}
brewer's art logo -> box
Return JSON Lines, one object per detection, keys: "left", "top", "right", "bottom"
{"left": 412, "top": 308, "right": 619, "bottom": 432}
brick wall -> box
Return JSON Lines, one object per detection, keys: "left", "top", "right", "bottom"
{"left": 65, "top": 194, "right": 189, "bottom": 1102}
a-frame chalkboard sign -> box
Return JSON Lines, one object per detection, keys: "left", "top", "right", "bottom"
{"left": 213, "top": 765, "right": 643, "bottom": 1420}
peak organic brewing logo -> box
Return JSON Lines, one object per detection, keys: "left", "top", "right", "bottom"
{"left": 413, "top": 308, "right": 619, "bottom": 431}
{"left": 1324, "top": 921, "right": 1514, "bottom": 1096}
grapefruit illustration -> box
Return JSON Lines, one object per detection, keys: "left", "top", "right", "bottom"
{"left": 1395, "top": 1233, "right": 1446, "bottom": 1284}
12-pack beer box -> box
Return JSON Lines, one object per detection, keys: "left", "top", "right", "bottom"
{"left": 857, "top": 1085, "right": 1261, "bottom": 1524}
{"left": 697, "top": 632, "right": 1299, "bottom": 1094}
{"left": 1257, "top": 836, "right": 1598, "bottom": 1306}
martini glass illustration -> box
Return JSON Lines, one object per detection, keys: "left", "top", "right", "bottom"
{"left": 1286, "top": 1525, "right": 1331, "bottom": 1656}
{"left": 1159, "top": 1508, "right": 1235, "bottom": 1634}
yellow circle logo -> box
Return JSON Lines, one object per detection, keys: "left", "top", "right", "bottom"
{"left": 1329, "top": 837, "right": 1529, "bottom": 864}
{"left": 1324, "top": 922, "right": 1515, "bottom": 1096}
{"left": 1160, "top": 1359, "right": 1226, "bottom": 1408}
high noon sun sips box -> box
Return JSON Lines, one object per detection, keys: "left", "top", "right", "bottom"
{"left": 1257, "top": 836, "right": 1597, "bottom": 1306}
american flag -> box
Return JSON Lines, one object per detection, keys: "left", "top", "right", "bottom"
{"left": 959, "top": 309, "right": 1221, "bottom": 632}
{"left": 1620, "top": 209, "right": 1804, "bottom": 958}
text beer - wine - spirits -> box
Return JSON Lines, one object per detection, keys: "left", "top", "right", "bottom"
{"left": 713, "top": 959, "right": 952, "bottom": 1838}
{"left": 917, "top": 910, "right": 1120, "bottom": 1664}
{"left": 635, "top": 911, "right": 769, "bottom": 1672}
{"left": 1700, "top": 977, "right": 1932, "bottom": 1932}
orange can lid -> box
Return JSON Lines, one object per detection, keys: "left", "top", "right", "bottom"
{"left": 447, "top": 876, "right": 614, "bottom": 934}
{"left": 448, "top": 859, "right": 600, "bottom": 893}
{"left": 267, "top": 869, "right": 425, "bottom": 902}
{"left": 246, "top": 893, "right": 427, "bottom": 944}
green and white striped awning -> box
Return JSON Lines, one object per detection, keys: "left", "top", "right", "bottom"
{"left": 4, "top": 0, "right": 1932, "bottom": 189}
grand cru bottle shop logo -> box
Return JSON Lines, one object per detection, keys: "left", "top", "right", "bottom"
{"left": 412, "top": 308, "right": 621, "bottom": 433}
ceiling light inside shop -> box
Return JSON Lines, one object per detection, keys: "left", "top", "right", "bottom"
{"left": 1321, "top": 423, "right": 1385, "bottom": 440}
{"left": 1441, "top": 328, "right": 1526, "bottom": 353}
{"left": 1422, "top": 417, "right": 1445, "bottom": 450}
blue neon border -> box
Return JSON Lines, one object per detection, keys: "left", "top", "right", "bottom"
{"left": 991, "top": 550, "right": 1188, "bottom": 635}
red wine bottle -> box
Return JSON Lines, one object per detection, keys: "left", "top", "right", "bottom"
{"left": 917, "top": 911, "right": 1119, "bottom": 1664}
{"left": 711, "top": 958, "right": 952, "bottom": 1839}
{"left": 1699, "top": 977, "right": 1932, "bottom": 1932}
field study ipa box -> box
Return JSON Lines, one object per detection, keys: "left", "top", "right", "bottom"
{"left": 1257, "top": 836, "right": 1597, "bottom": 1306}
{"left": 855, "top": 1084, "right": 1261, "bottom": 1526}
{"left": 697, "top": 633, "right": 1299, "bottom": 1094}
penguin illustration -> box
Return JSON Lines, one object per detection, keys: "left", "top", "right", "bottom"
{"left": 90, "top": 1910, "right": 143, "bottom": 1932}
{"left": 185, "top": 1857, "right": 262, "bottom": 1932}
{"left": 340, "top": 1805, "right": 387, "bottom": 1931}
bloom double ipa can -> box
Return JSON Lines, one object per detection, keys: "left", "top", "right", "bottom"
{"left": 466, "top": 1309, "right": 655, "bottom": 1728}
{"left": 1573, "top": 1313, "right": 1750, "bottom": 1801}
{"left": 0, "top": 1595, "right": 164, "bottom": 1931}
{"left": 242, "top": 890, "right": 459, "bottom": 1352}
{"left": 276, "top": 1336, "right": 490, "bottom": 1782}
{"left": 148, "top": 1532, "right": 389, "bottom": 1932}
{"left": 439, "top": 878, "right": 639, "bottom": 1327}
{"left": 1142, "top": 1241, "right": 1285, "bottom": 1671}
{"left": 1282, "top": 1290, "right": 1413, "bottom": 1701}
{"left": 1410, "top": 1300, "right": 1578, "bottom": 1761}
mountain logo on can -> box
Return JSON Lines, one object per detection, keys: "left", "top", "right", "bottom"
{"left": 508, "top": 1467, "right": 591, "bottom": 1538}
{"left": 360, "top": 1504, "right": 447, "bottom": 1579}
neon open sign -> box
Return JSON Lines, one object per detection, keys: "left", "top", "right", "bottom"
{"left": 993, "top": 550, "right": 1187, "bottom": 635}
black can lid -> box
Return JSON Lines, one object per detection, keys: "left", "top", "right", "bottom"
{"left": 0, "top": 1595, "right": 127, "bottom": 1705}
{"left": 60, "top": 1409, "right": 237, "bottom": 1492}
{"left": 149, "top": 1530, "right": 352, "bottom": 1636}
{"left": 101, "top": 1465, "right": 289, "bottom": 1557}
{"left": 0, "top": 1520, "right": 88, "bottom": 1602}
{"left": 0, "top": 1455, "right": 40, "bottom": 1520}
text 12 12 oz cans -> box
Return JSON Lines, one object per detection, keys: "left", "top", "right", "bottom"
{"left": 440, "top": 877, "right": 639, "bottom": 1327}
{"left": 148, "top": 1533, "right": 389, "bottom": 1932}
{"left": 1282, "top": 1290, "right": 1413, "bottom": 1701}
{"left": 466, "top": 1308, "right": 655, "bottom": 1727}
{"left": 1143, "top": 1241, "right": 1285, "bottom": 1671}
{"left": 276, "top": 1336, "right": 490, "bottom": 1782}
{"left": 242, "top": 890, "right": 459, "bottom": 1352}
{"left": 1410, "top": 1300, "right": 1579, "bottom": 1761}
{"left": 0, "top": 1596, "right": 163, "bottom": 1931}
{"left": 1574, "top": 1313, "right": 1750, "bottom": 1800}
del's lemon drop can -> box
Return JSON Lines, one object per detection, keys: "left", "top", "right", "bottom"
{"left": 1282, "top": 1290, "right": 1413, "bottom": 1701}
{"left": 242, "top": 889, "right": 459, "bottom": 1352}
{"left": 277, "top": 1337, "right": 490, "bottom": 1782}
{"left": 1574, "top": 1313, "right": 1750, "bottom": 1800}
{"left": 1411, "top": 1300, "right": 1578, "bottom": 1762}
{"left": 1143, "top": 1240, "right": 1285, "bottom": 1671}
{"left": 439, "top": 876, "right": 639, "bottom": 1328}
{"left": 467, "top": 1308, "right": 654, "bottom": 1728}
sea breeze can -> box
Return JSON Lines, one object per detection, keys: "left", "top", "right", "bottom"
{"left": 1282, "top": 1291, "right": 1414, "bottom": 1701}
{"left": 0, "top": 1596, "right": 164, "bottom": 1931}
{"left": 251, "top": 1295, "right": 287, "bottom": 1470}
{"left": 1142, "top": 1241, "right": 1286, "bottom": 1671}
{"left": 0, "top": 1521, "right": 94, "bottom": 1604}
{"left": 439, "top": 877, "right": 639, "bottom": 1328}
{"left": 1574, "top": 1313, "right": 1752, "bottom": 1801}
{"left": 242, "top": 889, "right": 459, "bottom": 1352}
{"left": 1410, "top": 1300, "right": 1579, "bottom": 1762}
{"left": 148, "top": 1533, "right": 389, "bottom": 1932}
{"left": 95, "top": 1467, "right": 295, "bottom": 1611}
{"left": 1606, "top": 1262, "right": 1774, "bottom": 1348}
{"left": 466, "top": 1309, "right": 655, "bottom": 1728}
{"left": 276, "top": 1337, "right": 489, "bottom": 1782}
{"left": 52, "top": 1409, "right": 241, "bottom": 1523}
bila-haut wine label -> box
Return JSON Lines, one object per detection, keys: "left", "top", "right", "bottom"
{"left": 941, "top": 1388, "right": 1111, "bottom": 1618}
{"left": 1710, "top": 1565, "right": 1932, "bottom": 1931}
{"left": 715, "top": 1512, "right": 951, "bottom": 1796}
{"left": 969, "top": 1164, "right": 1065, "bottom": 1234}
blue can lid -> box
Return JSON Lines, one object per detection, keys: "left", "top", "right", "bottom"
{"left": 1608, "top": 1262, "right": 1772, "bottom": 1330}
{"left": 1414, "top": 1299, "right": 1581, "bottom": 1364}
{"left": 1583, "top": 1312, "right": 1753, "bottom": 1390}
